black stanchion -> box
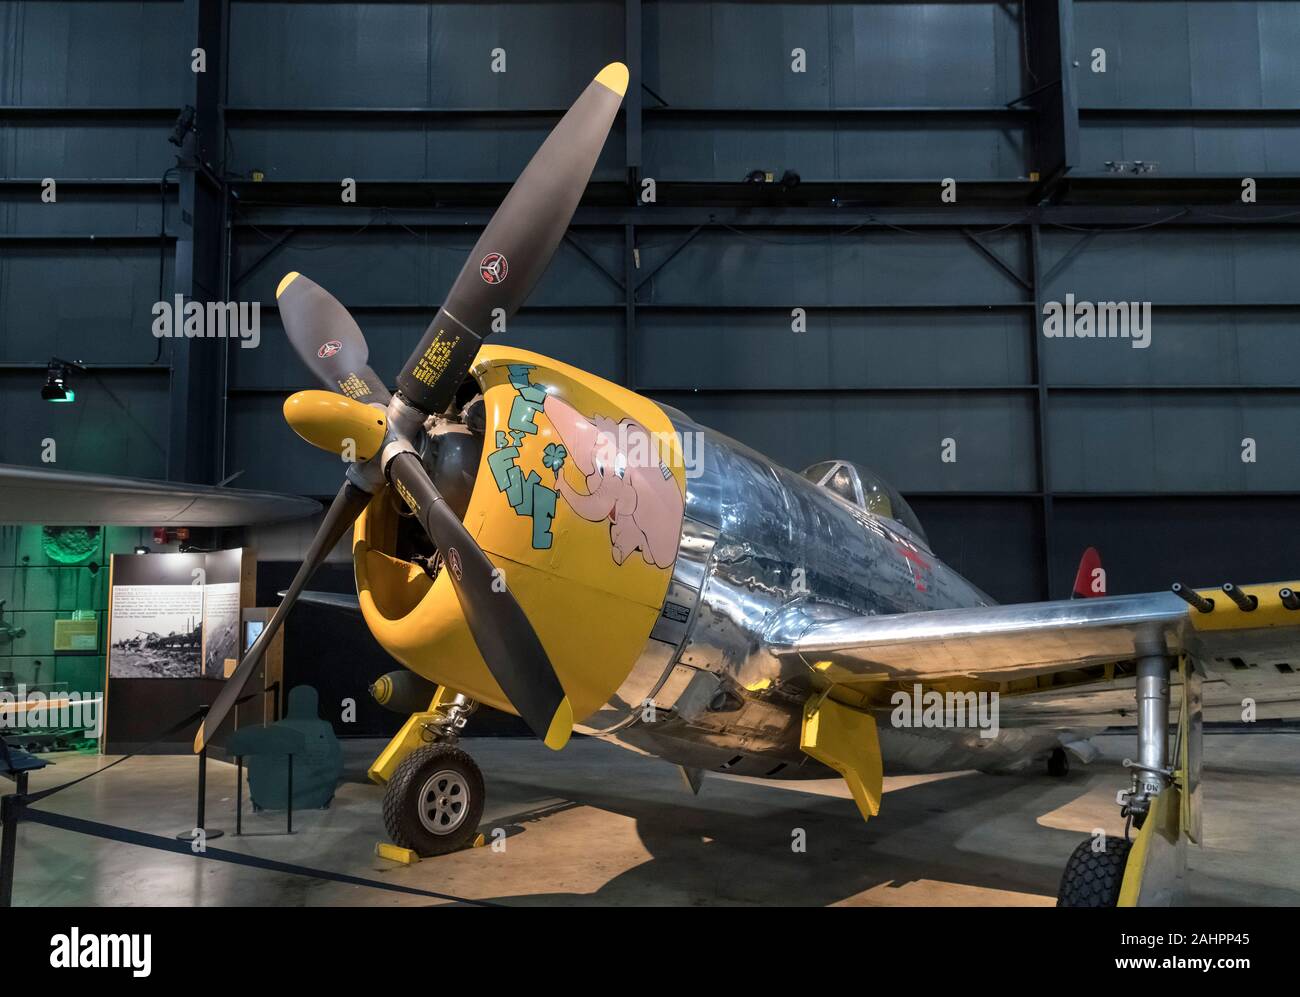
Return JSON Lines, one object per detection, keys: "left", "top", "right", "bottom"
{"left": 0, "top": 777, "right": 26, "bottom": 907}
{"left": 175, "top": 706, "right": 223, "bottom": 842}
{"left": 0, "top": 734, "right": 42, "bottom": 909}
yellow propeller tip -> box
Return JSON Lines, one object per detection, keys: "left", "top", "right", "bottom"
{"left": 594, "top": 62, "right": 629, "bottom": 98}
{"left": 276, "top": 271, "right": 301, "bottom": 299}
{"left": 192, "top": 724, "right": 206, "bottom": 753}
{"left": 543, "top": 697, "right": 574, "bottom": 751}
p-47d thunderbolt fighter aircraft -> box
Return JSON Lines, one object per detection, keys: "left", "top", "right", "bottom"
{"left": 197, "top": 62, "right": 1300, "bottom": 907}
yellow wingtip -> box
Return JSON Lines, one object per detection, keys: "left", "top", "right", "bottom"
{"left": 543, "top": 697, "right": 574, "bottom": 751}
{"left": 275, "top": 271, "right": 301, "bottom": 299}
{"left": 594, "top": 62, "right": 629, "bottom": 98}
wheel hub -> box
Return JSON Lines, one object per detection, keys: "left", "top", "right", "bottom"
{"left": 417, "top": 768, "right": 470, "bottom": 835}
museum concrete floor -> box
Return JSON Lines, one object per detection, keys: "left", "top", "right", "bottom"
{"left": 10, "top": 731, "right": 1300, "bottom": 906}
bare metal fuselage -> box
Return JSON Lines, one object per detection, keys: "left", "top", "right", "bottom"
{"left": 575, "top": 411, "right": 1071, "bottom": 779}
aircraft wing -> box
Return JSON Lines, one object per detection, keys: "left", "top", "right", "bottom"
{"left": 0, "top": 464, "right": 320, "bottom": 526}
{"left": 776, "top": 582, "right": 1300, "bottom": 721}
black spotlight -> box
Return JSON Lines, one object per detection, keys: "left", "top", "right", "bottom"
{"left": 168, "top": 105, "right": 196, "bottom": 147}
{"left": 41, "top": 358, "right": 77, "bottom": 403}
{"left": 133, "top": 545, "right": 151, "bottom": 556}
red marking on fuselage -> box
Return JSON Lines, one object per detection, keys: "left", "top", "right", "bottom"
{"left": 895, "top": 544, "right": 932, "bottom": 592}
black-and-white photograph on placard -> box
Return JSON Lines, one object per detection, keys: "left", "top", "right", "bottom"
{"left": 108, "top": 554, "right": 206, "bottom": 678}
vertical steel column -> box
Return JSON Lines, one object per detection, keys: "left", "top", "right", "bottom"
{"left": 169, "top": 0, "right": 229, "bottom": 484}
{"left": 1028, "top": 224, "right": 1057, "bottom": 597}
{"left": 624, "top": 0, "right": 643, "bottom": 189}
{"left": 623, "top": 0, "right": 643, "bottom": 390}
{"left": 1021, "top": 0, "right": 1079, "bottom": 199}
{"left": 624, "top": 223, "right": 636, "bottom": 388}
{"left": 1021, "top": 0, "right": 1080, "bottom": 599}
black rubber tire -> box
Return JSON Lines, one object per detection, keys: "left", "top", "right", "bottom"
{"left": 383, "top": 744, "right": 484, "bottom": 857}
{"left": 1056, "top": 836, "right": 1131, "bottom": 907}
{"left": 1047, "top": 747, "right": 1070, "bottom": 778}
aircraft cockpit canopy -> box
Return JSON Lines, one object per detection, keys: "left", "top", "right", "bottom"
{"left": 801, "top": 460, "right": 930, "bottom": 547}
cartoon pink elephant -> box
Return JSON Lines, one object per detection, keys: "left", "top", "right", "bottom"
{"left": 542, "top": 396, "right": 684, "bottom": 569}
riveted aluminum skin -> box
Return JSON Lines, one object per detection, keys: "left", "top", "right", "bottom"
{"left": 581, "top": 409, "right": 1038, "bottom": 778}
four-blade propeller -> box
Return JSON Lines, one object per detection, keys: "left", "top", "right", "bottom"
{"left": 194, "top": 62, "right": 629, "bottom": 753}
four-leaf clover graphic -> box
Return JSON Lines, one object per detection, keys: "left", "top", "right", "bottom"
{"left": 542, "top": 443, "right": 567, "bottom": 473}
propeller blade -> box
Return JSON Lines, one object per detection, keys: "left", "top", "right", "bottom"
{"left": 395, "top": 62, "right": 627, "bottom": 416}
{"left": 193, "top": 479, "right": 372, "bottom": 752}
{"left": 386, "top": 451, "right": 572, "bottom": 749}
{"left": 276, "top": 271, "right": 391, "bottom": 406}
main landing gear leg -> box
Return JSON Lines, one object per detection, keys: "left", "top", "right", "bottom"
{"left": 1058, "top": 648, "right": 1175, "bottom": 907}
{"left": 1123, "top": 652, "right": 1175, "bottom": 829}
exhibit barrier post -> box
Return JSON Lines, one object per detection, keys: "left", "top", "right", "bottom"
{"left": 176, "top": 706, "right": 224, "bottom": 842}
{"left": 0, "top": 774, "right": 27, "bottom": 907}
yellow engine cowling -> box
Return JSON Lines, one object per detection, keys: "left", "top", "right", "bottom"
{"left": 352, "top": 346, "right": 688, "bottom": 725}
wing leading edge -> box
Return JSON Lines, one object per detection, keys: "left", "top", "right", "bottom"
{"left": 777, "top": 581, "right": 1300, "bottom": 696}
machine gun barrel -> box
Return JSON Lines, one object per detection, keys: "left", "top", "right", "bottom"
{"left": 1221, "top": 583, "right": 1258, "bottom": 612}
{"left": 1171, "top": 583, "right": 1214, "bottom": 614}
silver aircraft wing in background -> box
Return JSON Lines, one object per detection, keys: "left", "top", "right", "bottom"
{"left": 0, "top": 463, "right": 320, "bottom": 526}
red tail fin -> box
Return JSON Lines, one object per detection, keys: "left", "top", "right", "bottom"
{"left": 1072, "top": 546, "right": 1105, "bottom": 598}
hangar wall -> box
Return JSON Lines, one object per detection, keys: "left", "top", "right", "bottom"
{"left": 2, "top": 0, "right": 1299, "bottom": 630}
{"left": 0, "top": 525, "right": 149, "bottom": 710}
